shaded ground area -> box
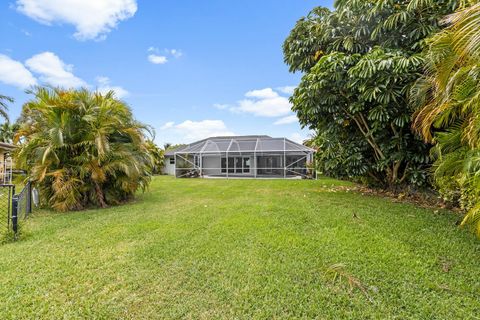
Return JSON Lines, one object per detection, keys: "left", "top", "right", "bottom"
{"left": 0, "top": 176, "right": 478, "bottom": 319}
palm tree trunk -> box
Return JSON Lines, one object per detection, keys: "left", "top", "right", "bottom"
{"left": 94, "top": 181, "right": 107, "bottom": 208}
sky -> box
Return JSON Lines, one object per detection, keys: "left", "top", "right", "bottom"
{"left": 0, "top": 0, "right": 333, "bottom": 146}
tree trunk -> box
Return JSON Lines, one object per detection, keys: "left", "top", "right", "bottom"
{"left": 94, "top": 181, "right": 107, "bottom": 208}
{"left": 352, "top": 115, "right": 393, "bottom": 170}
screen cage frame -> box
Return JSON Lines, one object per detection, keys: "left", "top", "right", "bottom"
{"left": 173, "top": 137, "right": 316, "bottom": 179}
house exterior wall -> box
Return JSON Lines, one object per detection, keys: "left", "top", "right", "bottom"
{"left": 164, "top": 156, "right": 176, "bottom": 175}
{"left": 204, "top": 154, "right": 256, "bottom": 177}
{"left": 163, "top": 152, "right": 312, "bottom": 178}
{"left": 202, "top": 155, "right": 221, "bottom": 176}
{"left": 0, "top": 150, "right": 7, "bottom": 179}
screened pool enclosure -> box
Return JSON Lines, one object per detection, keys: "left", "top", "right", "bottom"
{"left": 165, "top": 136, "right": 316, "bottom": 179}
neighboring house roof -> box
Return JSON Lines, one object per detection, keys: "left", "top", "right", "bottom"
{"left": 165, "top": 135, "right": 314, "bottom": 156}
{"left": 0, "top": 142, "right": 15, "bottom": 151}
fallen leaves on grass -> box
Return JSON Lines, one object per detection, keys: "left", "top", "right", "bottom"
{"left": 325, "top": 263, "right": 374, "bottom": 303}
{"left": 317, "top": 184, "right": 459, "bottom": 213}
{"left": 438, "top": 257, "right": 453, "bottom": 273}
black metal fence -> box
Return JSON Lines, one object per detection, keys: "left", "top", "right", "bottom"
{"left": 0, "top": 184, "right": 15, "bottom": 239}
{"left": 12, "top": 182, "right": 33, "bottom": 236}
{"left": 0, "top": 182, "right": 33, "bottom": 239}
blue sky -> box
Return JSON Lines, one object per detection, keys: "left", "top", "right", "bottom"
{"left": 0, "top": 0, "right": 333, "bottom": 145}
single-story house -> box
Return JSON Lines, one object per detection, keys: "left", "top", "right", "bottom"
{"left": 164, "top": 135, "right": 315, "bottom": 179}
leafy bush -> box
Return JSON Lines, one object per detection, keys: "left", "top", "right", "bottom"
{"left": 145, "top": 140, "right": 164, "bottom": 174}
{"left": 411, "top": 3, "right": 480, "bottom": 235}
{"left": 14, "top": 87, "right": 152, "bottom": 211}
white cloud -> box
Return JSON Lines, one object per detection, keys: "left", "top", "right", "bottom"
{"left": 0, "top": 52, "right": 126, "bottom": 95}
{"left": 235, "top": 98, "right": 290, "bottom": 117}
{"left": 231, "top": 87, "right": 291, "bottom": 117}
{"left": 274, "top": 115, "right": 298, "bottom": 125}
{"left": 147, "top": 47, "right": 183, "bottom": 64}
{"left": 164, "top": 120, "right": 234, "bottom": 141}
{"left": 160, "top": 121, "right": 175, "bottom": 130}
{"left": 25, "top": 51, "right": 87, "bottom": 88}
{"left": 221, "top": 87, "right": 292, "bottom": 117}
{"left": 95, "top": 76, "right": 128, "bottom": 98}
{"left": 148, "top": 54, "right": 168, "bottom": 64}
{"left": 277, "top": 86, "right": 296, "bottom": 95}
{"left": 0, "top": 54, "right": 37, "bottom": 89}
{"left": 245, "top": 88, "right": 279, "bottom": 99}
{"left": 96, "top": 76, "right": 110, "bottom": 86}
{"left": 16, "top": 0, "right": 137, "bottom": 41}
{"left": 289, "top": 132, "right": 305, "bottom": 144}
{"left": 168, "top": 49, "right": 183, "bottom": 58}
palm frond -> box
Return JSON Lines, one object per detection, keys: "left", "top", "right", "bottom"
{"left": 15, "top": 87, "right": 152, "bottom": 211}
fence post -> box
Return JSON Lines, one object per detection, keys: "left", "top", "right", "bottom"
{"left": 11, "top": 194, "right": 18, "bottom": 236}
{"left": 27, "top": 182, "right": 32, "bottom": 214}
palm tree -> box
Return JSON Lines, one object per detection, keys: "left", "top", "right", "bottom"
{"left": 411, "top": 2, "right": 480, "bottom": 236}
{"left": 0, "top": 95, "right": 12, "bottom": 122}
{"left": 15, "top": 87, "right": 152, "bottom": 211}
{"left": 145, "top": 140, "right": 164, "bottom": 174}
{"left": 0, "top": 122, "right": 18, "bottom": 143}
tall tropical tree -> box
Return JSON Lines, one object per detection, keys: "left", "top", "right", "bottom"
{"left": 0, "top": 122, "right": 19, "bottom": 143}
{"left": 0, "top": 95, "right": 14, "bottom": 143}
{"left": 412, "top": 2, "right": 480, "bottom": 236}
{"left": 15, "top": 87, "right": 152, "bottom": 211}
{"left": 283, "top": 0, "right": 459, "bottom": 188}
{"left": 0, "top": 94, "right": 12, "bottom": 122}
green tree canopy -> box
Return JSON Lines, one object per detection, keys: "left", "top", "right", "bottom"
{"left": 283, "top": 0, "right": 459, "bottom": 187}
{"left": 14, "top": 87, "right": 152, "bottom": 211}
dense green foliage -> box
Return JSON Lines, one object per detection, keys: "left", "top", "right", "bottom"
{"left": 0, "top": 122, "right": 19, "bottom": 143}
{"left": 14, "top": 88, "right": 152, "bottom": 211}
{"left": 0, "top": 176, "right": 478, "bottom": 318}
{"left": 144, "top": 140, "right": 165, "bottom": 174}
{"left": 0, "top": 95, "right": 20, "bottom": 143}
{"left": 283, "top": 0, "right": 460, "bottom": 187}
{"left": 412, "top": 2, "right": 480, "bottom": 236}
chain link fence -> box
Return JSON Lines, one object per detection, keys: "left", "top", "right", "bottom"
{"left": 0, "top": 184, "right": 15, "bottom": 240}
{"left": 0, "top": 182, "right": 33, "bottom": 240}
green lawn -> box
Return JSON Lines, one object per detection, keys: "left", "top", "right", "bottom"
{"left": 0, "top": 176, "right": 479, "bottom": 319}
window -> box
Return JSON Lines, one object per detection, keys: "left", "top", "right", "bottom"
{"left": 243, "top": 157, "right": 251, "bottom": 173}
{"left": 220, "top": 157, "right": 235, "bottom": 173}
{"left": 221, "top": 156, "right": 251, "bottom": 174}
{"left": 194, "top": 155, "right": 200, "bottom": 167}
{"left": 169, "top": 157, "right": 175, "bottom": 164}
{"left": 235, "top": 157, "right": 242, "bottom": 173}
{"left": 221, "top": 158, "right": 226, "bottom": 173}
